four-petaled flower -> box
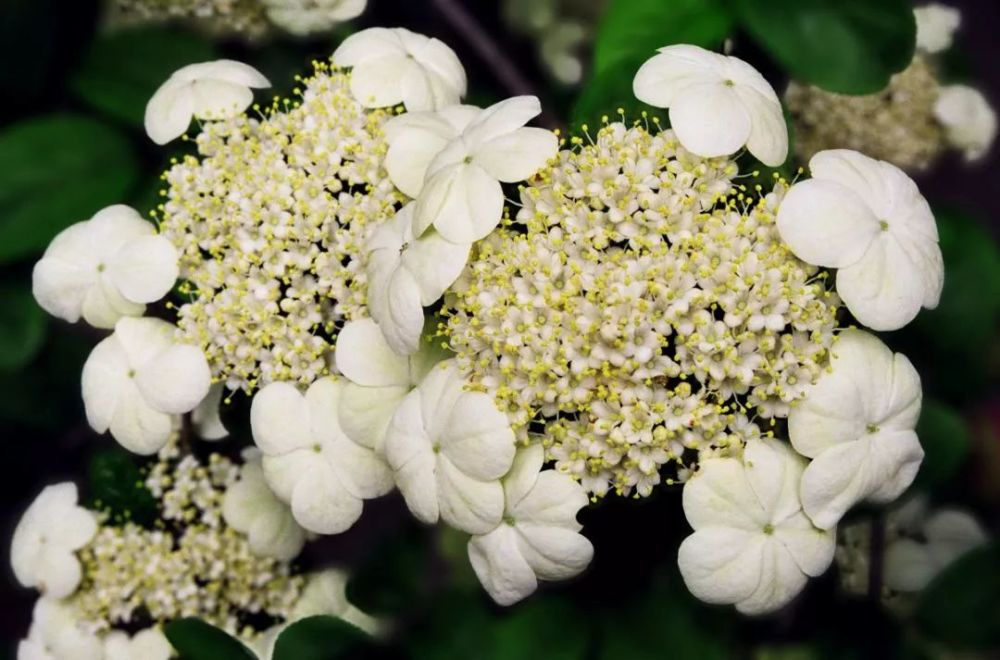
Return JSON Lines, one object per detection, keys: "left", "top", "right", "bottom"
{"left": 789, "top": 330, "right": 924, "bottom": 530}
{"left": 678, "top": 439, "right": 836, "bottom": 615}
{"left": 251, "top": 377, "right": 393, "bottom": 535}
{"left": 468, "top": 444, "right": 593, "bottom": 606}
{"left": 777, "top": 149, "right": 944, "bottom": 331}
{"left": 32, "top": 205, "right": 178, "bottom": 329}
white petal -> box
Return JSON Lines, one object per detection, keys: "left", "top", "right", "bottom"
{"left": 436, "top": 455, "right": 505, "bottom": 534}
{"left": 112, "top": 316, "right": 176, "bottom": 367}
{"left": 773, "top": 512, "right": 836, "bottom": 577}
{"left": 129, "top": 629, "right": 173, "bottom": 660}
{"left": 107, "top": 235, "right": 178, "bottom": 304}
{"left": 468, "top": 526, "right": 538, "bottom": 606}
{"left": 437, "top": 390, "right": 515, "bottom": 481}
{"left": 461, "top": 96, "right": 541, "bottom": 147}
{"left": 884, "top": 539, "right": 937, "bottom": 592}
{"left": 515, "top": 522, "right": 593, "bottom": 580}
{"left": 915, "top": 4, "right": 962, "bottom": 54}
{"left": 924, "top": 509, "right": 988, "bottom": 567}
{"left": 502, "top": 444, "right": 544, "bottom": 510}
{"left": 333, "top": 28, "right": 406, "bottom": 67}
{"left": 743, "top": 439, "right": 805, "bottom": 523}
{"left": 251, "top": 382, "right": 313, "bottom": 455}
{"left": 134, "top": 343, "right": 211, "bottom": 414}
{"left": 511, "top": 471, "right": 587, "bottom": 531}
{"left": 81, "top": 335, "right": 130, "bottom": 434}
{"left": 632, "top": 45, "right": 722, "bottom": 108}
{"left": 144, "top": 80, "right": 195, "bottom": 145}
{"left": 350, "top": 54, "right": 410, "bottom": 108}
{"left": 413, "top": 163, "right": 504, "bottom": 243}
{"left": 401, "top": 229, "right": 471, "bottom": 305}
{"left": 171, "top": 60, "right": 270, "bottom": 88}
{"left": 31, "top": 222, "right": 98, "bottom": 323}
{"left": 367, "top": 252, "right": 425, "bottom": 356}
{"left": 473, "top": 127, "right": 558, "bottom": 183}
{"left": 81, "top": 278, "right": 144, "bottom": 329}
{"left": 678, "top": 528, "right": 766, "bottom": 605}
{"left": 683, "top": 458, "right": 767, "bottom": 531}
{"left": 404, "top": 35, "right": 466, "bottom": 110}
{"left": 192, "top": 383, "right": 228, "bottom": 440}
{"left": 734, "top": 85, "right": 788, "bottom": 166}
{"left": 836, "top": 235, "right": 928, "bottom": 331}
{"left": 330, "top": 431, "right": 395, "bottom": 499}
{"left": 188, "top": 78, "right": 254, "bottom": 120}
{"left": 384, "top": 390, "right": 439, "bottom": 523}
{"left": 338, "top": 382, "right": 408, "bottom": 451}
{"left": 384, "top": 112, "right": 459, "bottom": 197}
{"left": 291, "top": 464, "right": 363, "bottom": 534}
{"left": 335, "top": 318, "right": 410, "bottom": 387}
{"left": 248, "top": 505, "right": 306, "bottom": 561}
{"left": 776, "top": 178, "right": 880, "bottom": 269}
{"left": 808, "top": 150, "right": 893, "bottom": 216}
{"left": 934, "top": 85, "right": 997, "bottom": 162}
{"left": 669, "top": 83, "right": 751, "bottom": 159}
{"left": 108, "top": 386, "right": 174, "bottom": 455}
{"left": 735, "top": 541, "right": 809, "bottom": 615}
{"left": 262, "top": 451, "right": 318, "bottom": 503}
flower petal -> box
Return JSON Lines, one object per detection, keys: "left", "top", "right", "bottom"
{"left": 413, "top": 163, "right": 504, "bottom": 243}
{"left": 514, "top": 522, "right": 593, "bottom": 580}
{"left": 384, "top": 112, "right": 459, "bottom": 197}
{"left": 473, "top": 127, "right": 558, "bottom": 182}
{"left": 682, "top": 457, "right": 767, "bottom": 531}
{"left": 401, "top": 230, "right": 471, "bottom": 305}
{"left": 884, "top": 539, "right": 936, "bottom": 592}
{"left": 436, "top": 454, "right": 505, "bottom": 534}
{"left": 134, "top": 343, "right": 211, "bottom": 414}
{"left": 350, "top": 54, "right": 410, "bottom": 108}
{"left": 107, "top": 235, "right": 179, "bottom": 304}
{"left": 192, "top": 383, "right": 229, "bottom": 441}
{"left": 512, "top": 471, "right": 587, "bottom": 530}
{"left": 632, "top": 45, "right": 721, "bottom": 108}
{"left": 144, "top": 80, "right": 195, "bottom": 145}
{"left": 677, "top": 527, "right": 766, "bottom": 605}
{"left": 335, "top": 318, "right": 410, "bottom": 387}
{"left": 438, "top": 390, "right": 515, "bottom": 481}
{"left": 773, "top": 512, "right": 836, "bottom": 577}
{"left": 108, "top": 386, "right": 174, "bottom": 455}
{"left": 743, "top": 439, "right": 805, "bottom": 524}
{"left": 462, "top": 96, "right": 542, "bottom": 147}
{"left": 251, "top": 382, "right": 313, "bottom": 455}
{"left": 734, "top": 85, "right": 788, "bottom": 167}
{"left": 468, "top": 525, "right": 538, "bottom": 606}
{"left": 502, "top": 444, "right": 544, "bottom": 510}
{"left": 384, "top": 390, "right": 439, "bottom": 523}
{"left": 81, "top": 335, "right": 130, "bottom": 434}
{"left": 333, "top": 27, "right": 405, "bottom": 67}
{"left": 338, "top": 382, "right": 409, "bottom": 452}
{"left": 836, "top": 235, "right": 928, "bottom": 331}
{"left": 81, "top": 278, "right": 144, "bottom": 329}
{"left": 668, "top": 83, "right": 751, "bottom": 159}
{"left": 735, "top": 541, "right": 809, "bottom": 615}
{"left": 291, "top": 464, "right": 363, "bottom": 534}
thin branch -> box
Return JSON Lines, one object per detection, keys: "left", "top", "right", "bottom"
{"left": 429, "top": 0, "right": 561, "bottom": 130}
{"left": 868, "top": 513, "right": 886, "bottom": 605}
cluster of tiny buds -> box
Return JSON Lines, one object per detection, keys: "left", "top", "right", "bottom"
{"left": 72, "top": 437, "right": 303, "bottom": 644}
{"left": 444, "top": 118, "right": 840, "bottom": 498}
{"left": 158, "top": 61, "right": 404, "bottom": 394}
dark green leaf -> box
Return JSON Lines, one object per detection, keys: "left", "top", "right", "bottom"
{"left": 593, "top": 0, "right": 733, "bottom": 74}
{"left": 164, "top": 619, "right": 257, "bottom": 660}
{"left": 0, "top": 329, "right": 90, "bottom": 429}
{"left": 87, "top": 448, "right": 158, "bottom": 526}
{"left": 914, "top": 542, "right": 1000, "bottom": 649}
{"left": 346, "top": 527, "right": 429, "bottom": 616}
{"left": 71, "top": 27, "right": 215, "bottom": 126}
{"left": 0, "top": 282, "right": 46, "bottom": 371}
{"left": 913, "top": 400, "right": 971, "bottom": 490}
{"left": 574, "top": 0, "right": 732, "bottom": 130}
{"left": 272, "top": 616, "right": 375, "bottom": 660}
{"left": 733, "top": 0, "right": 915, "bottom": 94}
{"left": 0, "top": 114, "right": 138, "bottom": 263}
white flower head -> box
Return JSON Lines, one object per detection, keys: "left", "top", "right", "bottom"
{"left": 263, "top": 0, "right": 365, "bottom": 36}
{"left": 332, "top": 27, "right": 466, "bottom": 111}
{"left": 914, "top": 3, "right": 962, "bottom": 54}
{"left": 11, "top": 483, "right": 97, "bottom": 599}
{"left": 776, "top": 149, "right": 944, "bottom": 331}
{"left": 884, "top": 507, "right": 988, "bottom": 593}
{"left": 82, "top": 317, "right": 212, "bottom": 454}
{"left": 250, "top": 377, "right": 393, "bottom": 535}
{"left": 223, "top": 451, "right": 307, "bottom": 561}
{"left": 103, "top": 628, "right": 172, "bottom": 660}
{"left": 366, "top": 203, "right": 470, "bottom": 355}
{"left": 678, "top": 438, "right": 836, "bottom": 615}
{"left": 633, "top": 44, "right": 788, "bottom": 166}
{"left": 18, "top": 599, "right": 103, "bottom": 660}
{"left": 32, "top": 205, "right": 179, "bottom": 329}
{"left": 144, "top": 59, "right": 270, "bottom": 145}
{"left": 334, "top": 318, "right": 446, "bottom": 451}
{"left": 468, "top": 444, "right": 593, "bottom": 606}
{"left": 934, "top": 84, "right": 997, "bottom": 162}
{"left": 409, "top": 96, "right": 559, "bottom": 243}
{"left": 384, "top": 360, "right": 516, "bottom": 534}
{"left": 789, "top": 330, "right": 924, "bottom": 530}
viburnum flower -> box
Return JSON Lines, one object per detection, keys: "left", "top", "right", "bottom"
{"left": 334, "top": 318, "right": 446, "bottom": 450}
{"left": 82, "top": 317, "right": 211, "bottom": 454}
{"left": 102, "top": 629, "right": 172, "bottom": 660}
{"left": 11, "top": 483, "right": 97, "bottom": 599}
{"left": 384, "top": 105, "right": 481, "bottom": 197}
{"left": 934, "top": 84, "right": 998, "bottom": 162}
{"left": 410, "top": 96, "right": 559, "bottom": 243}
{"left": 332, "top": 27, "right": 466, "bottom": 111}
{"left": 633, "top": 44, "right": 788, "bottom": 166}
{"left": 366, "top": 203, "right": 470, "bottom": 354}
{"left": 144, "top": 60, "right": 271, "bottom": 144}
{"left": 884, "top": 507, "right": 988, "bottom": 593}
{"left": 468, "top": 444, "right": 593, "bottom": 606}
{"left": 678, "top": 439, "right": 836, "bottom": 615}
{"left": 223, "top": 451, "right": 307, "bottom": 561}
{"left": 789, "top": 330, "right": 924, "bottom": 530}
{"left": 31, "top": 205, "right": 179, "bottom": 329}
{"left": 262, "top": 0, "right": 366, "bottom": 36}
{"left": 291, "top": 570, "right": 379, "bottom": 634}
{"left": 776, "top": 149, "right": 944, "bottom": 331}
{"left": 384, "top": 360, "right": 516, "bottom": 534}
{"left": 18, "top": 599, "right": 103, "bottom": 660}
{"left": 251, "top": 378, "right": 393, "bottom": 535}
{"left": 914, "top": 3, "right": 961, "bottom": 54}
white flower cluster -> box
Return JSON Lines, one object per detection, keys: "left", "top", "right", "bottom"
{"left": 23, "top": 23, "right": 948, "bottom": 620}
{"left": 787, "top": 4, "right": 996, "bottom": 169}
{"left": 11, "top": 437, "right": 373, "bottom": 660}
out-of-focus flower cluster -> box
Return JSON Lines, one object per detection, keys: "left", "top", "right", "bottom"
{"left": 444, "top": 120, "right": 840, "bottom": 497}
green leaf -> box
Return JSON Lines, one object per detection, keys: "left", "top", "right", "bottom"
{"left": 0, "top": 114, "right": 138, "bottom": 263}
{"left": 71, "top": 27, "right": 215, "bottom": 126}
{"left": 272, "top": 616, "right": 375, "bottom": 660}
{"left": 0, "top": 282, "right": 46, "bottom": 371}
{"left": 593, "top": 0, "right": 733, "bottom": 74}
{"left": 87, "top": 448, "right": 158, "bottom": 526}
{"left": 0, "top": 329, "right": 90, "bottom": 429}
{"left": 913, "top": 400, "right": 971, "bottom": 490}
{"left": 574, "top": 0, "right": 732, "bottom": 130}
{"left": 733, "top": 0, "right": 915, "bottom": 94}
{"left": 914, "top": 543, "right": 1000, "bottom": 649}
{"left": 164, "top": 619, "right": 257, "bottom": 660}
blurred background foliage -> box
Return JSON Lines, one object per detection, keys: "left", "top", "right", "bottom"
{"left": 0, "top": 0, "right": 998, "bottom": 657}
